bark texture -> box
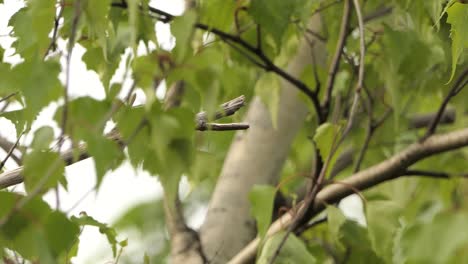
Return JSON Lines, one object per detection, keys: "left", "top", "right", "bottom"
{"left": 199, "top": 16, "right": 326, "bottom": 263}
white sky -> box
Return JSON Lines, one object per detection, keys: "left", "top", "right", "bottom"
{"left": 0, "top": 1, "right": 364, "bottom": 263}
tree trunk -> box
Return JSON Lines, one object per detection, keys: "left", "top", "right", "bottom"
{"left": 199, "top": 16, "right": 326, "bottom": 263}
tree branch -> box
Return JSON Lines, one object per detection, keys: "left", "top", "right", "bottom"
{"left": 0, "top": 96, "right": 248, "bottom": 190}
{"left": 229, "top": 127, "right": 468, "bottom": 263}
{"left": 423, "top": 68, "right": 468, "bottom": 139}
{"left": 321, "top": 0, "right": 351, "bottom": 120}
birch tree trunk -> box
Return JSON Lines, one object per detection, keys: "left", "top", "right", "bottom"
{"left": 199, "top": 15, "right": 326, "bottom": 263}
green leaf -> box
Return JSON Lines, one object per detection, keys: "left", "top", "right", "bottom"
{"left": 13, "top": 59, "right": 62, "bottom": 125}
{"left": 23, "top": 150, "right": 65, "bottom": 193}
{"left": 401, "top": 212, "right": 468, "bottom": 264}
{"left": 258, "top": 231, "right": 316, "bottom": 264}
{"left": 248, "top": 185, "right": 276, "bottom": 238}
{"left": 249, "top": 0, "right": 300, "bottom": 47}
{"left": 31, "top": 126, "right": 55, "bottom": 150}
{"left": 255, "top": 73, "right": 281, "bottom": 128}
{"left": 44, "top": 211, "right": 80, "bottom": 258}
{"left": 85, "top": 134, "right": 123, "bottom": 185}
{"left": 71, "top": 213, "right": 120, "bottom": 257}
{"left": 366, "top": 200, "right": 403, "bottom": 262}
{"left": 446, "top": 3, "right": 468, "bottom": 82}
{"left": 171, "top": 10, "right": 197, "bottom": 62}
{"left": 200, "top": 0, "right": 236, "bottom": 31}
{"left": 313, "top": 123, "right": 339, "bottom": 160}
{"left": 327, "top": 206, "right": 383, "bottom": 263}
{"left": 0, "top": 192, "right": 79, "bottom": 263}
{"left": 82, "top": 0, "right": 111, "bottom": 59}
{"left": 55, "top": 97, "right": 111, "bottom": 139}
{"left": 8, "top": 0, "right": 55, "bottom": 58}
{"left": 1, "top": 109, "right": 27, "bottom": 136}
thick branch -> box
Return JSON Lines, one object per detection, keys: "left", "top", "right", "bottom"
{"left": 0, "top": 96, "right": 247, "bottom": 190}
{"left": 229, "top": 127, "right": 468, "bottom": 263}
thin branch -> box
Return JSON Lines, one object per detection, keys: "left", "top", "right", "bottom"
{"left": 321, "top": 0, "right": 351, "bottom": 120}
{"left": 59, "top": 0, "right": 81, "bottom": 149}
{"left": 424, "top": 68, "right": 468, "bottom": 139}
{"left": 402, "top": 169, "right": 468, "bottom": 179}
{"left": 0, "top": 95, "right": 248, "bottom": 188}
{"left": 363, "top": 6, "right": 393, "bottom": 23}
{"left": 0, "top": 92, "right": 18, "bottom": 104}
{"left": 295, "top": 216, "right": 327, "bottom": 235}
{"left": 194, "top": 23, "right": 323, "bottom": 122}
{"left": 229, "top": 127, "right": 468, "bottom": 264}
{"left": 198, "top": 123, "right": 249, "bottom": 131}
{"left": 45, "top": 1, "right": 65, "bottom": 57}
{"left": 0, "top": 135, "right": 23, "bottom": 165}
{"left": 0, "top": 133, "right": 23, "bottom": 171}
{"left": 109, "top": 2, "right": 323, "bottom": 121}
{"left": 409, "top": 108, "right": 455, "bottom": 129}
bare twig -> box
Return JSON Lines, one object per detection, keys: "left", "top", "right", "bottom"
{"left": 402, "top": 169, "right": 468, "bottom": 179}
{"left": 45, "top": 1, "right": 65, "bottom": 57}
{"left": 0, "top": 95, "right": 248, "bottom": 187}
{"left": 321, "top": 0, "right": 351, "bottom": 119}
{"left": 409, "top": 108, "right": 455, "bottom": 129}
{"left": 0, "top": 92, "right": 18, "bottom": 104}
{"left": 423, "top": 68, "right": 468, "bottom": 139}
{"left": 0, "top": 133, "right": 23, "bottom": 171}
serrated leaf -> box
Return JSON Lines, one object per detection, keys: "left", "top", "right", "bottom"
{"left": 85, "top": 134, "right": 123, "bottom": 186}
{"left": 255, "top": 73, "right": 281, "bottom": 128}
{"left": 248, "top": 185, "right": 276, "bottom": 238}
{"left": 31, "top": 126, "right": 55, "bottom": 150}
{"left": 54, "top": 97, "right": 111, "bottom": 140}
{"left": 9, "top": 0, "right": 55, "bottom": 58}
{"left": 44, "top": 211, "right": 80, "bottom": 258}
{"left": 200, "top": 0, "right": 236, "bottom": 31}
{"left": 313, "top": 123, "right": 339, "bottom": 160}
{"left": 13, "top": 59, "right": 62, "bottom": 125}
{"left": 23, "top": 150, "right": 65, "bottom": 193}
{"left": 0, "top": 192, "right": 79, "bottom": 263}
{"left": 71, "top": 213, "right": 120, "bottom": 257}
{"left": 82, "top": 0, "right": 111, "bottom": 59}
{"left": 366, "top": 200, "right": 403, "bottom": 262}
{"left": 327, "top": 206, "right": 383, "bottom": 263}
{"left": 1, "top": 109, "right": 27, "bottom": 136}
{"left": 258, "top": 231, "right": 316, "bottom": 264}
{"left": 249, "top": 0, "right": 301, "bottom": 47}
{"left": 446, "top": 3, "right": 468, "bottom": 82}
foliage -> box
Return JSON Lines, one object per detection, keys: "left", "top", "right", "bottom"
{"left": 0, "top": 0, "right": 467, "bottom": 263}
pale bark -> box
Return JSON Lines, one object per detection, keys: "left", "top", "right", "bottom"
{"left": 199, "top": 16, "right": 326, "bottom": 263}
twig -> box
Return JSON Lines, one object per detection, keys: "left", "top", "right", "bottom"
{"left": 109, "top": 2, "right": 323, "bottom": 121}
{"left": 409, "top": 108, "right": 455, "bottom": 129}
{"left": 321, "top": 0, "right": 351, "bottom": 119}
{"left": 423, "top": 68, "right": 468, "bottom": 139}
{"left": 0, "top": 95, "right": 248, "bottom": 189}
{"left": 197, "top": 123, "right": 249, "bottom": 131}
{"left": 0, "top": 92, "right": 18, "bottom": 104}
{"left": 0, "top": 133, "right": 23, "bottom": 171}
{"left": 403, "top": 170, "right": 468, "bottom": 179}
{"left": 294, "top": 216, "right": 327, "bottom": 235}
{"left": 45, "top": 1, "right": 65, "bottom": 57}
{"left": 59, "top": 0, "right": 81, "bottom": 149}
{"left": 363, "top": 6, "right": 393, "bottom": 23}
{"left": 194, "top": 23, "right": 323, "bottom": 122}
